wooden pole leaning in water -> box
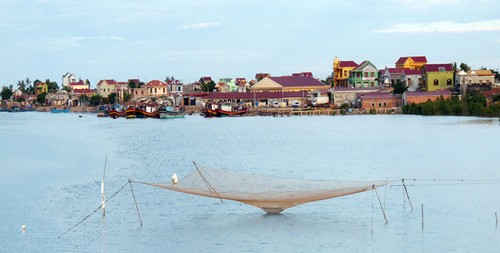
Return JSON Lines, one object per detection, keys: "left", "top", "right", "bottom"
{"left": 495, "top": 212, "right": 498, "bottom": 227}
{"left": 402, "top": 179, "right": 414, "bottom": 212}
{"left": 373, "top": 185, "right": 388, "bottom": 224}
{"left": 128, "top": 180, "right": 143, "bottom": 227}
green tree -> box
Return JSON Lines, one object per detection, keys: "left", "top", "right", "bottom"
{"left": 45, "top": 79, "right": 59, "bottom": 92}
{"left": 201, "top": 80, "right": 216, "bottom": 92}
{"left": 90, "top": 94, "right": 103, "bottom": 106}
{"left": 128, "top": 80, "right": 138, "bottom": 89}
{"left": 459, "top": 63, "right": 471, "bottom": 72}
{"left": 123, "top": 92, "right": 131, "bottom": 102}
{"left": 392, "top": 80, "right": 408, "bottom": 94}
{"left": 62, "top": 86, "right": 72, "bottom": 92}
{"left": 108, "top": 92, "right": 117, "bottom": 104}
{"left": 1, "top": 85, "right": 14, "bottom": 100}
{"left": 36, "top": 92, "right": 47, "bottom": 105}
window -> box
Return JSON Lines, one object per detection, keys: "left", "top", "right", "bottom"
{"left": 371, "top": 82, "right": 374, "bottom": 87}
{"left": 154, "top": 88, "right": 157, "bottom": 93}
{"left": 371, "top": 72, "right": 374, "bottom": 77}
{"left": 378, "top": 102, "right": 382, "bottom": 107}
{"left": 383, "top": 102, "right": 387, "bottom": 107}
{"left": 177, "top": 86, "right": 182, "bottom": 92}
{"left": 357, "top": 73, "right": 361, "bottom": 78}
{"left": 364, "top": 72, "right": 368, "bottom": 77}
{"left": 371, "top": 103, "right": 375, "bottom": 107}
{"left": 438, "top": 67, "right": 446, "bottom": 72}
{"left": 433, "top": 79, "right": 439, "bottom": 86}
{"left": 343, "top": 70, "right": 347, "bottom": 77}
{"left": 447, "top": 79, "right": 452, "bottom": 86}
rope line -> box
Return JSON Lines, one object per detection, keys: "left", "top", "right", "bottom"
{"left": 57, "top": 181, "right": 129, "bottom": 239}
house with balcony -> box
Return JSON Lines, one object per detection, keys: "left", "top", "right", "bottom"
{"left": 348, "top": 61, "right": 379, "bottom": 88}
{"left": 457, "top": 69, "right": 495, "bottom": 93}
{"left": 395, "top": 56, "right": 427, "bottom": 70}
{"left": 35, "top": 82, "right": 48, "bottom": 95}
{"left": 333, "top": 57, "right": 357, "bottom": 87}
{"left": 422, "top": 63, "right": 454, "bottom": 92}
{"left": 69, "top": 79, "right": 90, "bottom": 90}
{"left": 142, "top": 80, "right": 169, "bottom": 97}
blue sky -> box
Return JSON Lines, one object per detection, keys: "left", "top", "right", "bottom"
{"left": 1, "top": 0, "right": 499, "bottom": 88}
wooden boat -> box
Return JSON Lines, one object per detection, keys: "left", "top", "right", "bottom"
{"left": 50, "top": 107, "right": 71, "bottom": 113}
{"left": 201, "top": 104, "right": 220, "bottom": 117}
{"left": 159, "top": 106, "right": 186, "bottom": 119}
{"left": 136, "top": 106, "right": 160, "bottom": 118}
{"left": 125, "top": 107, "right": 136, "bottom": 119}
{"left": 108, "top": 109, "right": 125, "bottom": 118}
{"left": 218, "top": 103, "right": 247, "bottom": 117}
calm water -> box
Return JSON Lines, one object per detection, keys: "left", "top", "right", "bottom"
{"left": 1, "top": 112, "right": 499, "bottom": 252}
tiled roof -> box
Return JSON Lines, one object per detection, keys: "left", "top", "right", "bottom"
{"left": 292, "top": 72, "right": 313, "bottom": 77}
{"left": 475, "top": 70, "right": 494, "bottom": 76}
{"left": 70, "top": 80, "right": 85, "bottom": 86}
{"left": 402, "top": 69, "right": 423, "bottom": 75}
{"left": 339, "top": 61, "right": 358, "bottom": 68}
{"left": 396, "top": 56, "right": 427, "bottom": 64}
{"left": 203, "top": 91, "right": 310, "bottom": 100}
{"left": 424, "top": 63, "right": 453, "bottom": 72}
{"left": 406, "top": 90, "right": 451, "bottom": 97}
{"left": 143, "top": 80, "right": 168, "bottom": 87}
{"left": 386, "top": 68, "right": 407, "bottom": 74}
{"left": 269, "top": 76, "right": 328, "bottom": 88}
{"left": 333, "top": 87, "right": 382, "bottom": 92}
{"left": 105, "top": 79, "right": 117, "bottom": 84}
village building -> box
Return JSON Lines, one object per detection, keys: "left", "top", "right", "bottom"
{"left": 333, "top": 57, "right": 357, "bottom": 87}
{"left": 402, "top": 90, "right": 451, "bottom": 105}
{"left": 402, "top": 69, "right": 423, "bottom": 92}
{"left": 380, "top": 67, "right": 406, "bottom": 86}
{"left": 331, "top": 87, "right": 382, "bottom": 108}
{"left": 35, "top": 82, "right": 48, "bottom": 95}
{"left": 250, "top": 76, "right": 329, "bottom": 93}
{"left": 45, "top": 90, "right": 70, "bottom": 106}
{"left": 236, "top": 78, "right": 248, "bottom": 92}
{"left": 395, "top": 56, "right": 428, "bottom": 70}
{"left": 359, "top": 92, "right": 399, "bottom": 110}
{"left": 142, "top": 80, "right": 169, "bottom": 97}
{"left": 422, "top": 63, "right": 454, "bottom": 92}
{"left": 216, "top": 78, "right": 236, "bottom": 92}
{"left": 348, "top": 61, "right": 379, "bottom": 88}
{"left": 62, "top": 72, "right": 77, "bottom": 87}
{"left": 97, "top": 79, "right": 119, "bottom": 98}
{"left": 457, "top": 69, "right": 495, "bottom": 93}
{"left": 69, "top": 79, "right": 90, "bottom": 90}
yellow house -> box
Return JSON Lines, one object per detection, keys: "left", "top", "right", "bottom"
{"left": 423, "top": 63, "right": 454, "bottom": 92}
{"left": 35, "top": 82, "right": 48, "bottom": 94}
{"left": 333, "top": 56, "right": 358, "bottom": 87}
{"left": 97, "top": 79, "right": 119, "bottom": 98}
{"left": 395, "top": 56, "right": 427, "bottom": 70}
{"left": 250, "top": 76, "right": 328, "bottom": 92}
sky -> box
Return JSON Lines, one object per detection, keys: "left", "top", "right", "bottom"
{"left": 0, "top": 0, "right": 499, "bottom": 88}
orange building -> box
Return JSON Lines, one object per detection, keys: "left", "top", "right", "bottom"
{"left": 402, "top": 90, "right": 451, "bottom": 105}
{"left": 333, "top": 56, "right": 358, "bottom": 87}
{"left": 395, "top": 56, "right": 427, "bottom": 70}
{"left": 359, "top": 92, "right": 399, "bottom": 109}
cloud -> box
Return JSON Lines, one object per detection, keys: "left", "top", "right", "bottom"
{"left": 374, "top": 20, "right": 500, "bottom": 33}
{"left": 181, "top": 22, "right": 221, "bottom": 30}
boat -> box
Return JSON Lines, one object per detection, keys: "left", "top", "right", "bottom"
{"left": 125, "top": 107, "right": 136, "bottom": 119}
{"left": 136, "top": 106, "right": 160, "bottom": 118}
{"left": 108, "top": 104, "right": 125, "bottom": 118}
{"left": 201, "top": 103, "right": 220, "bottom": 117}
{"left": 159, "top": 106, "right": 186, "bottom": 119}
{"left": 217, "top": 103, "right": 247, "bottom": 117}
{"left": 50, "top": 107, "right": 71, "bottom": 113}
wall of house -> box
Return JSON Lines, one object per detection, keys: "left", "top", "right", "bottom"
{"left": 97, "top": 81, "right": 115, "bottom": 98}
{"left": 361, "top": 98, "right": 399, "bottom": 109}
{"left": 424, "top": 72, "right": 454, "bottom": 92}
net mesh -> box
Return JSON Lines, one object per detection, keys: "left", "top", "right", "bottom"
{"left": 143, "top": 164, "right": 390, "bottom": 213}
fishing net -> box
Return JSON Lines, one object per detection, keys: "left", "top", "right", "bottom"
{"left": 142, "top": 164, "right": 389, "bottom": 214}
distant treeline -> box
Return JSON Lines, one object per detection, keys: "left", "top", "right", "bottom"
{"left": 402, "top": 93, "right": 500, "bottom": 117}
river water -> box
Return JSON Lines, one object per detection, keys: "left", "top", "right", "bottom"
{"left": 0, "top": 112, "right": 499, "bottom": 252}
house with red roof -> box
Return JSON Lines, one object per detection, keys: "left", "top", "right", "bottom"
{"left": 348, "top": 61, "right": 379, "bottom": 88}
{"left": 97, "top": 79, "right": 119, "bottom": 98}
{"left": 359, "top": 92, "right": 400, "bottom": 110}
{"left": 35, "top": 82, "right": 48, "bottom": 95}
{"left": 422, "top": 63, "right": 454, "bottom": 92}
{"left": 395, "top": 56, "right": 428, "bottom": 70}
{"left": 333, "top": 56, "right": 358, "bottom": 87}
{"left": 249, "top": 76, "right": 329, "bottom": 93}
{"left": 292, "top": 72, "right": 313, "bottom": 77}
{"left": 142, "top": 80, "right": 169, "bottom": 97}
{"left": 380, "top": 67, "right": 407, "bottom": 86}
{"left": 69, "top": 79, "right": 90, "bottom": 90}
{"left": 402, "top": 69, "right": 423, "bottom": 92}
{"left": 402, "top": 90, "right": 451, "bottom": 105}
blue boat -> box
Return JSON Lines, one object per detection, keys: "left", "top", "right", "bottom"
{"left": 50, "top": 107, "right": 71, "bottom": 113}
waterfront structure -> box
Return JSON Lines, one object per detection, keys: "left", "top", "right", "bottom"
{"left": 348, "top": 61, "right": 379, "bottom": 88}
{"left": 45, "top": 90, "right": 69, "bottom": 106}
{"left": 333, "top": 57, "right": 357, "bottom": 87}
{"left": 35, "top": 82, "right": 48, "bottom": 95}
{"left": 395, "top": 56, "right": 427, "bottom": 70}
{"left": 402, "top": 69, "right": 423, "bottom": 92}
{"left": 62, "top": 72, "right": 77, "bottom": 87}
{"left": 331, "top": 87, "right": 382, "bottom": 108}
{"left": 457, "top": 69, "right": 495, "bottom": 93}
{"left": 422, "top": 63, "right": 454, "bottom": 92}
{"left": 250, "top": 76, "right": 328, "bottom": 93}
{"left": 359, "top": 92, "right": 399, "bottom": 109}
{"left": 402, "top": 90, "right": 451, "bottom": 105}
